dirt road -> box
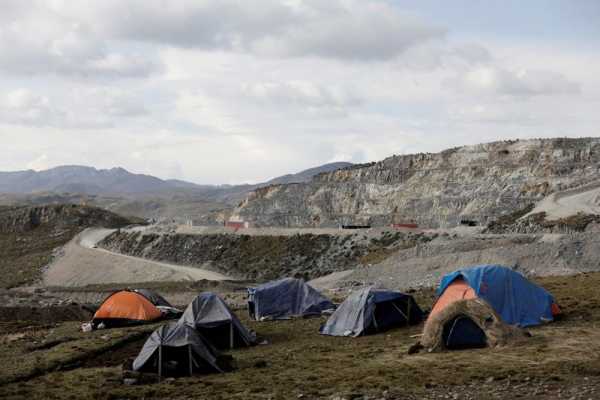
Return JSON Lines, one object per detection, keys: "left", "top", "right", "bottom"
{"left": 43, "top": 228, "right": 231, "bottom": 287}
{"left": 526, "top": 180, "right": 600, "bottom": 219}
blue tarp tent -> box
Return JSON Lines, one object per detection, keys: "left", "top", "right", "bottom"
{"left": 248, "top": 278, "right": 335, "bottom": 320}
{"left": 436, "top": 264, "right": 557, "bottom": 327}
{"left": 320, "top": 287, "right": 423, "bottom": 337}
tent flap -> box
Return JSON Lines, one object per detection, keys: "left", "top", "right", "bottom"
{"left": 133, "top": 323, "right": 226, "bottom": 376}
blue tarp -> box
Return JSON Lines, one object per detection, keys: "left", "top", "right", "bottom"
{"left": 248, "top": 278, "right": 335, "bottom": 320}
{"left": 437, "top": 264, "right": 555, "bottom": 327}
{"left": 320, "top": 287, "right": 423, "bottom": 337}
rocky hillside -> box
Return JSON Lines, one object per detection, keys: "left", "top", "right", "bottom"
{"left": 0, "top": 204, "right": 138, "bottom": 233}
{"left": 0, "top": 205, "right": 140, "bottom": 288}
{"left": 232, "top": 138, "right": 600, "bottom": 228}
{"left": 98, "top": 228, "right": 433, "bottom": 281}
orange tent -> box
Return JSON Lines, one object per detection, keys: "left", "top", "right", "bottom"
{"left": 93, "top": 290, "right": 163, "bottom": 328}
{"left": 428, "top": 277, "right": 476, "bottom": 321}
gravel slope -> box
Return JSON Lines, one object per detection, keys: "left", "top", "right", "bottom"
{"left": 310, "top": 232, "right": 600, "bottom": 292}
{"left": 43, "top": 228, "right": 231, "bottom": 287}
{"left": 526, "top": 180, "right": 600, "bottom": 219}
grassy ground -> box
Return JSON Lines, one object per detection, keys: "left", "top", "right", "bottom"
{"left": 1, "top": 273, "right": 600, "bottom": 399}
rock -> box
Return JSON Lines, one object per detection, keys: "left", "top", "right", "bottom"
{"left": 231, "top": 138, "right": 600, "bottom": 229}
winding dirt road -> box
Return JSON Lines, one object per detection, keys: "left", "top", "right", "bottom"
{"left": 43, "top": 228, "right": 231, "bottom": 287}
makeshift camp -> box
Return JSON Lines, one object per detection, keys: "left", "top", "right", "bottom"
{"left": 425, "top": 264, "right": 559, "bottom": 349}
{"left": 320, "top": 287, "right": 423, "bottom": 337}
{"left": 133, "top": 322, "right": 233, "bottom": 378}
{"left": 179, "top": 292, "right": 256, "bottom": 349}
{"left": 248, "top": 278, "right": 335, "bottom": 320}
{"left": 420, "top": 298, "right": 530, "bottom": 352}
{"left": 92, "top": 290, "right": 163, "bottom": 328}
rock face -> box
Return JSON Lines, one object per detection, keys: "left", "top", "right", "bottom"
{"left": 0, "top": 204, "right": 137, "bottom": 233}
{"left": 232, "top": 138, "right": 600, "bottom": 228}
{"left": 98, "top": 229, "right": 433, "bottom": 281}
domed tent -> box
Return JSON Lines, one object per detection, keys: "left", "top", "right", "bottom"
{"left": 179, "top": 292, "right": 257, "bottom": 349}
{"left": 133, "top": 289, "right": 173, "bottom": 308}
{"left": 248, "top": 278, "right": 335, "bottom": 321}
{"left": 320, "top": 287, "right": 423, "bottom": 337}
{"left": 428, "top": 264, "right": 560, "bottom": 349}
{"left": 133, "top": 322, "right": 232, "bottom": 378}
{"left": 92, "top": 290, "right": 163, "bottom": 328}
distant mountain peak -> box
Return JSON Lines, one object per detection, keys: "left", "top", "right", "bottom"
{"left": 0, "top": 161, "right": 353, "bottom": 200}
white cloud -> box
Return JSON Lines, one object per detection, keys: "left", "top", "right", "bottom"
{"left": 241, "top": 81, "right": 362, "bottom": 117}
{"left": 66, "top": 0, "right": 444, "bottom": 62}
{"left": 0, "top": 1, "right": 160, "bottom": 78}
{"left": 457, "top": 65, "right": 580, "bottom": 96}
{"left": 0, "top": 1, "right": 598, "bottom": 185}
{"left": 0, "top": 87, "right": 150, "bottom": 129}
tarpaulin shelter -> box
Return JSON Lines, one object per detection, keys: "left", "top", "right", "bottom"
{"left": 320, "top": 287, "right": 423, "bottom": 337}
{"left": 419, "top": 298, "right": 530, "bottom": 352}
{"left": 92, "top": 290, "right": 163, "bottom": 328}
{"left": 134, "top": 288, "right": 182, "bottom": 319}
{"left": 248, "top": 278, "right": 335, "bottom": 320}
{"left": 428, "top": 264, "right": 559, "bottom": 349}
{"left": 179, "top": 292, "right": 256, "bottom": 349}
{"left": 133, "top": 289, "right": 173, "bottom": 308}
{"left": 133, "top": 322, "right": 231, "bottom": 378}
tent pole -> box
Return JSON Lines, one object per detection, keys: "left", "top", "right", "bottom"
{"left": 230, "top": 322, "right": 234, "bottom": 349}
{"left": 158, "top": 345, "right": 162, "bottom": 382}
{"left": 372, "top": 304, "right": 379, "bottom": 332}
{"left": 391, "top": 302, "right": 408, "bottom": 321}
{"left": 188, "top": 344, "right": 193, "bottom": 377}
{"left": 407, "top": 299, "right": 411, "bottom": 325}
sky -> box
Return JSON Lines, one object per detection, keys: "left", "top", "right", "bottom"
{"left": 0, "top": 1, "right": 599, "bottom": 184}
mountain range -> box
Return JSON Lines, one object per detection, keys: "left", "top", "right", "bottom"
{"left": 0, "top": 162, "right": 352, "bottom": 220}
{"left": 0, "top": 162, "right": 352, "bottom": 197}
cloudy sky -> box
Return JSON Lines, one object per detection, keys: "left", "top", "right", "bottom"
{"left": 1, "top": 0, "right": 599, "bottom": 184}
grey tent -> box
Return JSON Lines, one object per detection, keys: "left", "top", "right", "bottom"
{"left": 178, "top": 292, "right": 257, "bottom": 349}
{"left": 248, "top": 278, "right": 335, "bottom": 321}
{"left": 320, "top": 287, "right": 423, "bottom": 337}
{"left": 133, "top": 322, "right": 232, "bottom": 377}
{"left": 133, "top": 288, "right": 173, "bottom": 308}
